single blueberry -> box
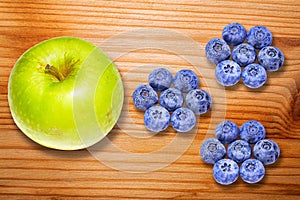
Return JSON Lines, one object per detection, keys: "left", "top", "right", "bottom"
{"left": 215, "top": 60, "right": 241, "bottom": 87}
{"left": 232, "top": 43, "right": 256, "bottom": 67}
{"left": 148, "top": 68, "right": 173, "bottom": 92}
{"left": 240, "top": 159, "right": 265, "bottom": 184}
{"left": 240, "top": 120, "right": 266, "bottom": 144}
{"left": 160, "top": 88, "right": 184, "bottom": 112}
{"left": 171, "top": 107, "right": 196, "bottom": 132}
{"left": 228, "top": 140, "right": 252, "bottom": 164}
{"left": 247, "top": 26, "right": 272, "bottom": 49}
{"left": 132, "top": 84, "right": 158, "bottom": 111}
{"left": 213, "top": 159, "right": 239, "bottom": 185}
{"left": 215, "top": 120, "right": 239, "bottom": 144}
{"left": 242, "top": 64, "right": 267, "bottom": 89}
{"left": 173, "top": 70, "right": 199, "bottom": 93}
{"left": 254, "top": 139, "right": 280, "bottom": 165}
{"left": 222, "top": 22, "right": 247, "bottom": 46}
{"left": 200, "top": 138, "right": 226, "bottom": 164}
{"left": 186, "top": 89, "right": 212, "bottom": 115}
{"left": 258, "top": 46, "right": 285, "bottom": 72}
{"left": 144, "top": 105, "right": 170, "bottom": 133}
{"left": 205, "top": 38, "right": 231, "bottom": 64}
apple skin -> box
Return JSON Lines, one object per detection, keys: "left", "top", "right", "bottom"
{"left": 8, "top": 37, "right": 124, "bottom": 150}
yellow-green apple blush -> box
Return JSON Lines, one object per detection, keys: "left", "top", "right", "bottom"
{"left": 8, "top": 37, "right": 124, "bottom": 150}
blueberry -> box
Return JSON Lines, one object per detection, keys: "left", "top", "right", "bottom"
{"left": 200, "top": 138, "right": 226, "bottom": 164}
{"left": 215, "top": 60, "right": 241, "bottom": 87}
{"left": 254, "top": 139, "right": 280, "bottom": 165}
{"left": 215, "top": 120, "right": 239, "bottom": 144}
{"left": 213, "top": 159, "right": 239, "bottom": 185}
{"left": 228, "top": 140, "right": 252, "bottom": 164}
{"left": 148, "top": 68, "right": 173, "bottom": 92}
{"left": 247, "top": 26, "right": 272, "bottom": 49}
{"left": 160, "top": 88, "right": 184, "bottom": 112}
{"left": 173, "top": 70, "right": 199, "bottom": 93}
{"left": 222, "top": 22, "right": 247, "bottom": 46}
{"left": 242, "top": 64, "right": 267, "bottom": 89}
{"left": 240, "top": 159, "right": 265, "bottom": 184}
{"left": 132, "top": 84, "right": 158, "bottom": 110}
{"left": 186, "top": 89, "right": 212, "bottom": 115}
{"left": 171, "top": 107, "right": 196, "bottom": 132}
{"left": 232, "top": 43, "right": 256, "bottom": 67}
{"left": 205, "top": 38, "right": 231, "bottom": 64}
{"left": 258, "top": 46, "right": 284, "bottom": 72}
{"left": 240, "top": 120, "right": 266, "bottom": 144}
{"left": 144, "top": 105, "right": 170, "bottom": 133}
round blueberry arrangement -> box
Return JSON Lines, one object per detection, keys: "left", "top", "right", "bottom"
{"left": 258, "top": 46, "right": 284, "bottom": 72}
{"left": 186, "top": 89, "right": 212, "bottom": 115}
{"left": 240, "top": 120, "right": 266, "bottom": 144}
{"left": 205, "top": 38, "right": 231, "bottom": 64}
{"left": 133, "top": 68, "right": 212, "bottom": 133}
{"left": 200, "top": 138, "right": 226, "bottom": 164}
{"left": 132, "top": 84, "right": 158, "bottom": 110}
{"left": 215, "top": 120, "right": 239, "bottom": 144}
{"left": 160, "top": 88, "right": 184, "bottom": 112}
{"left": 228, "top": 140, "right": 252, "bottom": 164}
{"left": 201, "top": 119, "right": 280, "bottom": 185}
{"left": 242, "top": 64, "right": 267, "bottom": 89}
{"left": 240, "top": 159, "right": 265, "bottom": 184}
{"left": 148, "top": 68, "right": 173, "bottom": 92}
{"left": 206, "top": 23, "right": 284, "bottom": 89}
{"left": 173, "top": 69, "right": 199, "bottom": 93}
{"left": 213, "top": 159, "right": 239, "bottom": 185}
{"left": 144, "top": 105, "right": 170, "bottom": 133}
{"left": 232, "top": 43, "right": 256, "bottom": 67}
{"left": 254, "top": 139, "right": 280, "bottom": 165}
{"left": 222, "top": 22, "right": 247, "bottom": 46}
{"left": 215, "top": 60, "right": 241, "bottom": 87}
{"left": 171, "top": 107, "right": 196, "bottom": 132}
{"left": 247, "top": 26, "right": 272, "bottom": 49}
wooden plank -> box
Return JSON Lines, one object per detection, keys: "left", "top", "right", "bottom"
{"left": 0, "top": 0, "right": 300, "bottom": 199}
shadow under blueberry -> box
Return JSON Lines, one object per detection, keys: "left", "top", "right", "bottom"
{"left": 244, "top": 81, "right": 270, "bottom": 93}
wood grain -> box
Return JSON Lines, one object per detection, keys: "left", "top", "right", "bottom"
{"left": 0, "top": 0, "right": 300, "bottom": 199}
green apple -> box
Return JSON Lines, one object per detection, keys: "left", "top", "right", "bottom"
{"left": 8, "top": 37, "right": 124, "bottom": 150}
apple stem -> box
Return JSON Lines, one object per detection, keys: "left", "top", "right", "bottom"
{"left": 44, "top": 64, "right": 65, "bottom": 81}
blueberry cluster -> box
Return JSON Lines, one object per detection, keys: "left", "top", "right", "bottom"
{"left": 206, "top": 22, "right": 285, "bottom": 89}
{"left": 132, "top": 68, "right": 212, "bottom": 133}
{"left": 200, "top": 120, "right": 280, "bottom": 185}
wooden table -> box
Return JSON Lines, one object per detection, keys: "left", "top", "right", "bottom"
{"left": 1, "top": 0, "right": 300, "bottom": 199}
